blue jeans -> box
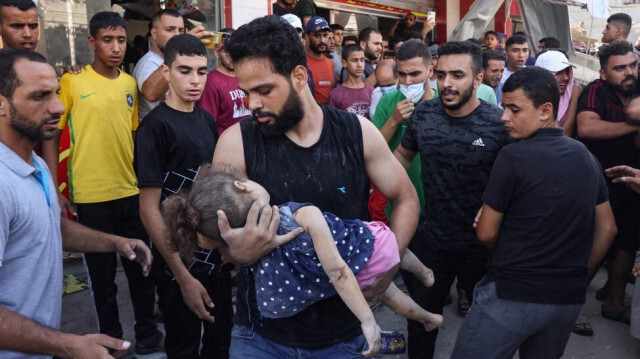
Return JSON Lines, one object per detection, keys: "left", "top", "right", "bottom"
{"left": 451, "top": 279, "right": 581, "bottom": 359}
{"left": 229, "top": 325, "right": 367, "bottom": 359}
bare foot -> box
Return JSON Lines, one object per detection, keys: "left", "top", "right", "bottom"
{"left": 423, "top": 313, "right": 443, "bottom": 331}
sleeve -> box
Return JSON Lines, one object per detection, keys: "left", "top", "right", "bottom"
{"left": 131, "top": 82, "right": 139, "bottom": 130}
{"left": 133, "top": 56, "right": 160, "bottom": 92}
{"left": 591, "top": 153, "right": 609, "bottom": 205}
{"left": 372, "top": 94, "right": 392, "bottom": 130}
{"left": 301, "top": 1, "right": 314, "bottom": 16}
{"left": 577, "top": 83, "right": 605, "bottom": 118}
{"left": 481, "top": 148, "right": 517, "bottom": 213}
{"left": 57, "top": 74, "right": 73, "bottom": 130}
{"left": 0, "top": 194, "right": 10, "bottom": 266}
{"left": 197, "top": 74, "right": 221, "bottom": 120}
{"left": 134, "top": 119, "right": 166, "bottom": 187}
{"left": 400, "top": 107, "right": 420, "bottom": 152}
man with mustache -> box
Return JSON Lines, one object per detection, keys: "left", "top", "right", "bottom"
{"left": 212, "top": 15, "right": 418, "bottom": 359}
{"left": 394, "top": 41, "right": 510, "bottom": 359}
{"left": 304, "top": 16, "right": 334, "bottom": 104}
{"left": 42, "top": 12, "right": 163, "bottom": 358}
{"left": 0, "top": 0, "right": 38, "bottom": 51}
{"left": 576, "top": 41, "right": 640, "bottom": 326}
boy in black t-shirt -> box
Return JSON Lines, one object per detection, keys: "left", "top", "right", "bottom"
{"left": 134, "top": 34, "right": 232, "bottom": 359}
{"left": 451, "top": 67, "right": 615, "bottom": 359}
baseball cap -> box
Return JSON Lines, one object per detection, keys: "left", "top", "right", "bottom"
{"left": 535, "top": 50, "right": 575, "bottom": 72}
{"left": 303, "top": 16, "right": 331, "bottom": 34}
{"left": 429, "top": 45, "right": 439, "bottom": 56}
{"left": 281, "top": 14, "right": 303, "bottom": 32}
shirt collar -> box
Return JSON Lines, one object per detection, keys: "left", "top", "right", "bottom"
{"left": 0, "top": 141, "right": 37, "bottom": 178}
{"left": 529, "top": 127, "right": 564, "bottom": 138}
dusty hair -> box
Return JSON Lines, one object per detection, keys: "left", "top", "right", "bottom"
{"left": 162, "top": 165, "right": 255, "bottom": 261}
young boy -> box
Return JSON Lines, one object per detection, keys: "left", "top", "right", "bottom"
{"left": 41, "top": 12, "right": 163, "bottom": 358}
{"left": 134, "top": 33, "right": 232, "bottom": 358}
{"left": 328, "top": 44, "right": 375, "bottom": 119}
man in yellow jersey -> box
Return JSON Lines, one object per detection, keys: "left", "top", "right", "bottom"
{"left": 41, "top": 12, "right": 163, "bottom": 359}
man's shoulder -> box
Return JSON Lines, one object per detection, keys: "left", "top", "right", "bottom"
{"left": 133, "top": 51, "right": 163, "bottom": 79}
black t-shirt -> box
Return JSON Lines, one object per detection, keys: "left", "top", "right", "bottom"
{"left": 237, "top": 104, "right": 369, "bottom": 348}
{"left": 272, "top": 3, "right": 289, "bottom": 15}
{"left": 401, "top": 99, "right": 510, "bottom": 256}
{"left": 483, "top": 128, "right": 608, "bottom": 304}
{"left": 134, "top": 101, "right": 220, "bottom": 275}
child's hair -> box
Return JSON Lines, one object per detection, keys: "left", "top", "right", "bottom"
{"left": 341, "top": 44, "right": 364, "bottom": 61}
{"left": 162, "top": 164, "right": 255, "bottom": 260}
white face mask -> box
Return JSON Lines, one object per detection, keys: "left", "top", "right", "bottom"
{"left": 399, "top": 82, "right": 425, "bottom": 103}
{"left": 379, "top": 84, "right": 397, "bottom": 95}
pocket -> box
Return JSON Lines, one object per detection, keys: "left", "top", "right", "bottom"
{"left": 231, "top": 325, "right": 255, "bottom": 341}
{"left": 340, "top": 334, "right": 367, "bottom": 356}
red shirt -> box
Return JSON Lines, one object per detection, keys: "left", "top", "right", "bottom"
{"left": 306, "top": 54, "right": 335, "bottom": 104}
{"left": 197, "top": 70, "right": 251, "bottom": 135}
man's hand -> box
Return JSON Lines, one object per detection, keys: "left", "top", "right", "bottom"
{"left": 362, "top": 263, "right": 399, "bottom": 301}
{"left": 57, "top": 192, "right": 77, "bottom": 217}
{"left": 473, "top": 207, "right": 483, "bottom": 229}
{"left": 176, "top": 273, "right": 216, "bottom": 322}
{"left": 66, "top": 334, "right": 131, "bottom": 359}
{"left": 61, "top": 65, "right": 83, "bottom": 75}
{"left": 605, "top": 165, "right": 640, "bottom": 194}
{"left": 113, "top": 237, "right": 153, "bottom": 277}
{"left": 391, "top": 99, "right": 415, "bottom": 126}
{"left": 188, "top": 26, "right": 214, "bottom": 45}
{"left": 360, "top": 321, "right": 381, "bottom": 357}
{"left": 633, "top": 262, "right": 640, "bottom": 277}
{"left": 218, "top": 201, "right": 303, "bottom": 266}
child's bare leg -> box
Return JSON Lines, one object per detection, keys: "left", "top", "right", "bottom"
{"left": 400, "top": 249, "right": 434, "bottom": 287}
{"left": 382, "top": 282, "right": 443, "bottom": 331}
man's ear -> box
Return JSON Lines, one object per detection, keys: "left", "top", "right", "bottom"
{"left": 291, "top": 65, "right": 308, "bottom": 92}
{"left": 0, "top": 95, "right": 8, "bottom": 118}
{"left": 88, "top": 36, "right": 96, "bottom": 50}
{"left": 540, "top": 102, "right": 554, "bottom": 122}
{"left": 474, "top": 72, "right": 483, "bottom": 89}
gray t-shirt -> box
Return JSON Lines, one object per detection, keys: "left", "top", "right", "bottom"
{"left": 0, "top": 143, "right": 62, "bottom": 359}
{"left": 133, "top": 50, "right": 166, "bottom": 120}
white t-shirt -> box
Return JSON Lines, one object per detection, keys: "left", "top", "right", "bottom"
{"left": 133, "top": 51, "right": 166, "bottom": 120}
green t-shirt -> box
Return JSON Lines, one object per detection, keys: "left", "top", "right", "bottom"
{"left": 293, "top": 0, "right": 315, "bottom": 19}
{"left": 477, "top": 84, "right": 497, "bottom": 105}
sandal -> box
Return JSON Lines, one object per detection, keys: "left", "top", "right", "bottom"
{"left": 601, "top": 308, "right": 631, "bottom": 325}
{"left": 109, "top": 348, "right": 136, "bottom": 359}
{"left": 135, "top": 332, "right": 165, "bottom": 355}
{"left": 457, "top": 288, "right": 470, "bottom": 315}
{"left": 572, "top": 316, "right": 594, "bottom": 336}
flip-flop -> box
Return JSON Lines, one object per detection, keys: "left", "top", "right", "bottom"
{"left": 572, "top": 316, "right": 594, "bottom": 336}
{"left": 601, "top": 308, "right": 631, "bottom": 325}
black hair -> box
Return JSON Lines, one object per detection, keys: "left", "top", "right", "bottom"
{"left": 437, "top": 40, "right": 482, "bottom": 75}
{"left": 341, "top": 44, "right": 364, "bottom": 60}
{"left": 89, "top": 11, "right": 126, "bottom": 38}
{"left": 388, "top": 36, "right": 402, "bottom": 50}
{"left": 164, "top": 33, "right": 206, "bottom": 67}
{"left": 226, "top": 15, "right": 305, "bottom": 77}
{"left": 598, "top": 41, "right": 634, "bottom": 68}
{"left": 506, "top": 34, "right": 528, "bottom": 48}
{"left": 466, "top": 38, "right": 482, "bottom": 45}
{"left": 539, "top": 37, "right": 560, "bottom": 49}
{"left": 482, "top": 49, "right": 506, "bottom": 69}
{"left": 401, "top": 30, "right": 422, "bottom": 42}
{"left": 396, "top": 39, "right": 432, "bottom": 65}
{"left": 0, "top": 0, "right": 36, "bottom": 24}
{"left": 0, "top": 48, "right": 46, "bottom": 99}
{"left": 607, "top": 13, "right": 632, "bottom": 38}
{"left": 502, "top": 66, "right": 559, "bottom": 120}
{"left": 358, "top": 27, "right": 381, "bottom": 43}
{"left": 483, "top": 31, "right": 498, "bottom": 39}
{"left": 330, "top": 23, "right": 344, "bottom": 32}
{"left": 151, "top": 9, "right": 182, "bottom": 28}
{"left": 513, "top": 31, "right": 528, "bottom": 37}
{"left": 342, "top": 35, "right": 358, "bottom": 45}
{"left": 219, "top": 27, "right": 234, "bottom": 33}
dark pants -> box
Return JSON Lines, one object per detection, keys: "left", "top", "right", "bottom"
{"left": 401, "top": 241, "right": 488, "bottom": 359}
{"left": 76, "top": 195, "right": 160, "bottom": 344}
{"left": 155, "top": 267, "right": 233, "bottom": 359}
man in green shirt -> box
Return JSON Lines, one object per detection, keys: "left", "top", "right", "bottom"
{"left": 292, "top": 0, "right": 315, "bottom": 26}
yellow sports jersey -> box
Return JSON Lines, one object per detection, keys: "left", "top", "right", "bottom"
{"left": 58, "top": 65, "right": 140, "bottom": 203}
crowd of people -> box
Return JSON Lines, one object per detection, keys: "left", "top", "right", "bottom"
{"left": 1, "top": 0, "right": 640, "bottom": 358}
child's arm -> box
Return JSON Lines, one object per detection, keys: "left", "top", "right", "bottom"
{"left": 293, "top": 206, "right": 380, "bottom": 357}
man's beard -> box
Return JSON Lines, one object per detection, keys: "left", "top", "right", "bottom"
{"left": 609, "top": 75, "right": 637, "bottom": 97}
{"left": 10, "top": 104, "right": 56, "bottom": 142}
{"left": 365, "top": 48, "right": 377, "bottom": 61}
{"left": 309, "top": 40, "right": 326, "bottom": 55}
{"left": 253, "top": 84, "right": 304, "bottom": 138}
{"left": 440, "top": 82, "right": 475, "bottom": 111}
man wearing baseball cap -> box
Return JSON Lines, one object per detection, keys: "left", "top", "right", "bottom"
{"left": 304, "top": 16, "right": 335, "bottom": 103}
{"left": 535, "top": 50, "right": 581, "bottom": 137}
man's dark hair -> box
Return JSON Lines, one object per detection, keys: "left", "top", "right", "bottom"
{"left": 341, "top": 44, "right": 363, "bottom": 60}
{"left": 358, "top": 27, "right": 381, "bottom": 43}
{"left": 89, "top": 11, "right": 126, "bottom": 38}
{"left": 388, "top": 36, "right": 402, "bottom": 50}
{"left": 466, "top": 38, "right": 482, "bottom": 45}
{"left": 396, "top": 39, "right": 432, "bottom": 66}
{"left": 151, "top": 9, "right": 182, "bottom": 28}
{"left": 513, "top": 31, "right": 528, "bottom": 37}
{"left": 483, "top": 31, "right": 498, "bottom": 39}
{"left": 482, "top": 49, "right": 506, "bottom": 69}
{"left": 503, "top": 66, "right": 559, "bottom": 120}
{"left": 164, "top": 33, "right": 206, "bottom": 67}
{"left": 226, "top": 15, "right": 305, "bottom": 77}
{"left": 401, "top": 30, "right": 422, "bottom": 42}
{"left": 0, "top": 0, "right": 36, "bottom": 24}
{"left": 342, "top": 35, "right": 358, "bottom": 45}
{"left": 506, "top": 34, "right": 528, "bottom": 48}
{"left": 219, "top": 27, "right": 234, "bottom": 33}
{"left": 330, "top": 23, "right": 344, "bottom": 32}
{"left": 0, "top": 48, "right": 46, "bottom": 99}
{"left": 437, "top": 40, "right": 482, "bottom": 75}
{"left": 598, "top": 41, "right": 634, "bottom": 68}
{"left": 607, "top": 13, "right": 632, "bottom": 38}
{"left": 539, "top": 37, "right": 560, "bottom": 49}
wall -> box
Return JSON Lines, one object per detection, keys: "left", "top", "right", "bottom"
{"left": 226, "top": 0, "right": 269, "bottom": 29}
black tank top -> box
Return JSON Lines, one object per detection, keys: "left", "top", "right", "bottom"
{"left": 236, "top": 104, "right": 369, "bottom": 348}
